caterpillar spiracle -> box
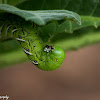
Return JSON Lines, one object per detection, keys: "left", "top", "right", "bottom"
{"left": 0, "top": 15, "right": 65, "bottom": 71}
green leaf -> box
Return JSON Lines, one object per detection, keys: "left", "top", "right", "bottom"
{"left": 38, "top": 16, "right": 100, "bottom": 42}
{"left": 57, "top": 16, "right": 100, "bottom": 33}
{"left": 16, "top": 0, "right": 100, "bottom": 32}
{"left": 0, "top": 4, "right": 81, "bottom": 25}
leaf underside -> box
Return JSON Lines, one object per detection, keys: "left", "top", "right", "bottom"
{"left": 0, "top": 4, "right": 81, "bottom": 25}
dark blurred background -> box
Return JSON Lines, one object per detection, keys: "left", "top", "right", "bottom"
{"left": 0, "top": 43, "right": 100, "bottom": 100}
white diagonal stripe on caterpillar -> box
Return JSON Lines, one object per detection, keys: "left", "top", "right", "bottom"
{"left": 32, "top": 61, "right": 38, "bottom": 65}
{"left": 22, "top": 48, "right": 33, "bottom": 55}
{"left": 12, "top": 29, "right": 18, "bottom": 33}
{"left": 29, "top": 59, "right": 38, "bottom": 65}
{"left": 16, "top": 38, "right": 25, "bottom": 41}
{"left": 6, "top": 24, "right": 12, "bottom": 36}
{"left": 12, "top": 29, "right": 18, "bottom": 37}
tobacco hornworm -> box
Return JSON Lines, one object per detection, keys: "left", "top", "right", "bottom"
{"left": 0, "top": 14, "right": 65, "bottom": 71}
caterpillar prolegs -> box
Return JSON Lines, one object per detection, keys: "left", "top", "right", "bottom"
{"left": 0, "top": 19, "right": 65, "bottom": 71}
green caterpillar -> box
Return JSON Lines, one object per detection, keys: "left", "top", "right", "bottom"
{"left": 0, "top": 15, "right": 65, "bottom": 71}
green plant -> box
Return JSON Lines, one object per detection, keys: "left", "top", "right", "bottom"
{"left": 0, "top": 0, "right": 100, "bottom": 70}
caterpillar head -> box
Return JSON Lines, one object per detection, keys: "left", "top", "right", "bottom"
{"left": 36, "top": 44, "right": 65, "bottom": 71}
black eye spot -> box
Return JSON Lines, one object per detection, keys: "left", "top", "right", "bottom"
{"left": 34, "top": 60, "right": 37, "bottom": 63}
{"left": 51, "top": 46, "right": 54, "bottom": 50}
{"left": 26, "top": 49, "right": 29, "bottom": 52}
{"left": 34, "top": 46, "right": 36, "bottom": 47}
{"left": 18, "top": 36, "right": 21, "bottom": 39}
{"left": 33, "top": 60, "right": 38, "bottom": 65}
{"left": 45, "top": 44, "right": 49, "bottom": 48}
